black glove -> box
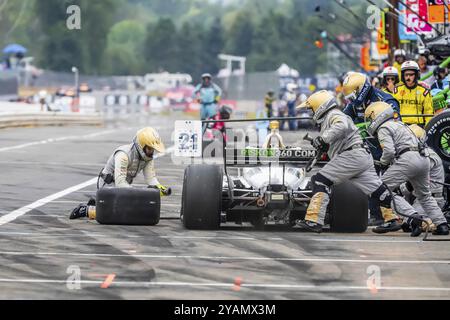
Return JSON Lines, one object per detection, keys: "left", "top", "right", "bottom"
{"left": 311, "top": 136, "right": 327, "bottom": 151}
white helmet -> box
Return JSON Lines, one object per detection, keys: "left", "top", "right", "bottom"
{"left": 39, "top": 90, "right": 47, "bottom": 99}
{"left": 401, "top": 61, "right": 420, "bottom": 84}
{"left": 401, "top": 60, "right": 420, "bottom": 72}
{"left": 394, "top": 49, "right": 406, "bottom": 57}
{"left": 286, "top": 83, "right": 298, "bottom": 92}
{"left": 382, "top": 66, "right": 399, "bottom": 78}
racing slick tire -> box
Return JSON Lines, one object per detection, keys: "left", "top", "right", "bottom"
{"left": 329, "top": 181, "right": 368, "bottom": 233}
{"left": 96, "top": 188, "right": 160, "bottom": 225}
{"left": 181, "top": 164, "right": 223, "bottom": 230}
{"left": 426, "top": 110, "right": 450, "bottom": 173}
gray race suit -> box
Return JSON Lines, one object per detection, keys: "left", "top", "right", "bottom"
{"left": 304, "top": 108, "right": 416, "bottom": 226}
{"left": 378, "top": 121, "right": 447, "bottom": 226}
{"left": 412, "top": 147, "right": 445, "bottom": 215}
{"left": 100, "top": 143, "right": 160, "bottom": 188}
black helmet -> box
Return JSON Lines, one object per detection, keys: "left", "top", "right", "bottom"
{"left": 433, "top": 67, "right": 446, "bottom": 80}
{"left": 219, "top": 105, "right": 232, "bottom": 120}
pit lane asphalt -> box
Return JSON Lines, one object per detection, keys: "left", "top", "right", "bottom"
{"left": 0, "top": 111, "right": 450, "bottom": 300}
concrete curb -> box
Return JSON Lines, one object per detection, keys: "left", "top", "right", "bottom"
{"left": 0, "top": 112, "right": 103, "bottom": 129}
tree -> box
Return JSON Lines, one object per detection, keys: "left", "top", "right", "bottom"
{"left": 102, "top": 20, "right": 146, "bottom": 75}
{"left": 143, "top": 18, "right": 179, "bottom": 72}
{"left": 201, "top": 17, "right": 224, "bottom": 75}
{"left": 34, "top": 0, "right": 118, "bottom": 74}
{"left": 226, "top": 11, "right": 254, "bottom": 57}
{"left": 175, "top": 22, "right": 204, "bottom": 80}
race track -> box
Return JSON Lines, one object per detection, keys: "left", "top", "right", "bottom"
{"left": 1, "top": 111, "right": 450, "bottom": 300}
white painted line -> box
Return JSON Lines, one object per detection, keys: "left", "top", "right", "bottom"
{"left": 159, "top": 236, "right": 257, "bottom": 240}
{"left": 0, "top": 278, "right": 449, "bottom": 292}
{"left": 0, "top": 130, "right": 116, "bottom": 153}
{"left": 23, "top": 215, "right": 64, "bottom": 218}
{"left": 0, "top": 178, "right": 97, "bottom": 226}
{"left": 312, "top": 238, "right": 424, "bottom": 244}
{"left": 0, "top": 251, "right": 449, "bottom": 265}
{"left": 0, "top": 145, "right": 175, "bottom": 225}
{"left": 0, "top": 161, "right": 105, "bottom": 167}
{"left": 0, "top": 231, "right": 273, "bottom": 241}
{"left": 42, "top": 200, "right": 84, "bottom": 204}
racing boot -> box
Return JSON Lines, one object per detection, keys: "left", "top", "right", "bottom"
{"left": 432, "top": 223, "right": 449, "bottom": 236}
{"left": 445, "top": 212, "right": 450, "bottom": 224}
{"left": 368, "top": 217, "right": 384, "bottom": 227}
{"left": 409, "top": 215, "right": 425, "bottom": 237}
{"left": 69, "top": 204, "right": 89, "bottom": 220}
{"left": 296, "top": 220, "right": 323, "bottom": 233}
{"left": 401, "top": 221, "right": 411, "bottom": 233}
{"left": 69, "top": 198, "right": 96, "bottom": 220}
{"left": 372, "top": 219, "right": 402, "bottom": 234}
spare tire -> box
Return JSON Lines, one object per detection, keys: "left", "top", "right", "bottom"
{"left": 96, "top": 188, "right": 160, "bottom": 225}
{"left": 329, "top": 181, "right": 368, "bottom": 233}
{"left": 426, "top": 111, "right": 450, "bottom": 171}
{"left": 181, "top": 164, "right": 223, "bottom": 230}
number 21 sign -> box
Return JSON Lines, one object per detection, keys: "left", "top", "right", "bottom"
{"left": 174, "top": 120, "right": 202, "bottom": 157}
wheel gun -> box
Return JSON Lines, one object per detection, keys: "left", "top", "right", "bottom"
{"left": 303, "top": 133, "right": 325, "bottom": 172}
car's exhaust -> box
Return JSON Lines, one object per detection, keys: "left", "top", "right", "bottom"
{"left": 256, "top": 197, "right": 266, "bottom": 207}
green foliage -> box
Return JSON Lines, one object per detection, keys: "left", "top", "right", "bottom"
{"left": 3, "top": 0, "right": 368, "bottom": 76}
{"left": 102, "top": 20, "right": 146, "bottom": 75}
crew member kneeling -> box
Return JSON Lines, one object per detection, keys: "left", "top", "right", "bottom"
{"left": 69, "top": 127, "right": 170, "bottom": 220}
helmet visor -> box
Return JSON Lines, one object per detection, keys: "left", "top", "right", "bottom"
{"left": 344, "top": 92, "right": 357, "bottom": 102}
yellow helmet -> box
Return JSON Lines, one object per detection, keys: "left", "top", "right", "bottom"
{"left": 134, "top": 127, "right": 165, "bottom": 160}
{"left": 409, "top": 124, "right": 426, "bottom": 141}
{"left": 296, "top": 90, "right": 336, "bottom": 123}
{"left": 269, "top": 121, "right": 280, "bottom": 130}
{"left": 364, "top": 101, "right": 394, "bottom": 136}
{"left": 342, "top": 72, "right": 370, "bottom": 102}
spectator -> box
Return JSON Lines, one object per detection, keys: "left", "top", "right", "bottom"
{"left": 264, "top": 90, "right": 276, "bottom": 118}
{"left": 431, "top": 67, "right": 449, "bottom": 91}
{"left": 393, "top": 49, "right": 407, "bottom": 75}
{"left": 418, "top": 55, "right": 435, "bottom": 88}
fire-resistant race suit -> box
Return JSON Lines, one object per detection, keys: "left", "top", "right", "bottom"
{"left": 69, "top": 127, "right": 170, "bottom": 220}
{"left": 295, "top": 91, "right": 421, "bottom": 234}
{"left": 366, "top": 103, "right": 449, "bottom": 235}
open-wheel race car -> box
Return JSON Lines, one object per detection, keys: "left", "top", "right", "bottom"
{"left": 180, "top": 121, "right": 369, "bottom": 232}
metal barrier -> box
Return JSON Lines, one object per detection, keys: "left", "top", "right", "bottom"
{"left": 0, "top": 112, "right": 102, "bottom": 129}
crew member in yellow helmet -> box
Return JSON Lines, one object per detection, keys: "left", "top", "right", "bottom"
{"left": 295, "top": 91, "right": 417, "bottom": 234}
{"left": 69, "top": 127, "right": 171, "bottom": 220}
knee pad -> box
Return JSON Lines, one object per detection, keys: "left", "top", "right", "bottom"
{"left": 371, "top": 184, "right": 392, "bottom": 208}
{"left": 311, "top": 173, "right": 333, "bottom": 195}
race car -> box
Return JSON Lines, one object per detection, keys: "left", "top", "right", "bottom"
{"left": 180, "top": 125, "right": 369, "bottom": 232}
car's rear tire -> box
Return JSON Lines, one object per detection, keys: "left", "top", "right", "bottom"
{"left": 426, "top": 111, "right": 450, "bottom": 173}
{"left": 181, "top": 164, "right": 223, "bottom": 230}
{"left": 96, "top": 188, "right": 160, "bottom": 225}
{"left": 329, "top": 181, "right": 368, "bottom": 233}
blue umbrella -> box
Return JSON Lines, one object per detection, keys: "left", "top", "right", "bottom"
{"left": 3, "top": 43, "right": 27, "bottom": 55}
